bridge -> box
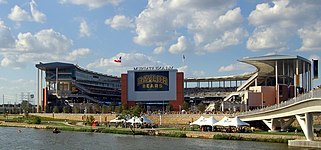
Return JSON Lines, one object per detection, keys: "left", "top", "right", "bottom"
{"left": 238, "top": 89, "right": 321, "bottom": 141}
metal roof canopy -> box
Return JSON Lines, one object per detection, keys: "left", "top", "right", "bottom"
{"left": 36, "top": 62, "right": 120, "bottom": 79}
{"left": 184, "top": 55, "right": 311, "bottom": 83}
{"left": 239, "top": 55, "right": 311, "bottom": 76}
{"left": 184, "top": 73, "right": 253, "bottom": 82}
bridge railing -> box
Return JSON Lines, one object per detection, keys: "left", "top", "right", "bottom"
{"left": 240, "top": 88, "right": 321, "bottom": 116}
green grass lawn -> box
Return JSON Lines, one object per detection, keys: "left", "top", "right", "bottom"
{"left": 253, "top": 131, "right": 305, "bottom": 136}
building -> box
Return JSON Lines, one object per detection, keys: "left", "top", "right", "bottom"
{"left": 121, "top": 66, "right": 184, "bottom": 111}
{"left": 184, "top": 74, "right": 251, "bottom": 111}
{"left": 36, "top": 62, "right": 121, "bottom": 112}
{"left": 186, "top": 55, "right": 316, "bottom": 112}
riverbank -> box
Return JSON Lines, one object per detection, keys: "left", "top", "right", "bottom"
{"left": 0, "top": 120, "right": 306, "bottom": 143}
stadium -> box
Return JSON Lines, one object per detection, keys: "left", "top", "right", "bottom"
{"left": 35, "top": 55, "right": 318, "bottom": 113}
{"left": 36, "top": 62, "right": 121, "bottom": 112}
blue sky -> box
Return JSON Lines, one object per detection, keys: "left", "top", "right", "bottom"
{"left": 0, "top": 0, "right": 320, "bottom": 104}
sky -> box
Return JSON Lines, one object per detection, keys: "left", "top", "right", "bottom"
{"left": 0, "top": 0, "right": 320, "bottom": 104}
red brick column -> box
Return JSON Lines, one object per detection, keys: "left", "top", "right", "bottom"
{"left": 121, "top": 74, "right": 128, "bottom": 106}
{"left": 170, "top": 72, "right": 184, "bottom": 111}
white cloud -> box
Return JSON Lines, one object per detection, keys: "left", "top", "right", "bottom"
{"left": 15, "top": 29, "right": 72, "bottom": 53}
{"left": 65, "top": 48, "right": 90, "bottom": 61}
{"left": 8, "top": 1, "right": 47, "bottom": 23}
{"left": 153, "top": 46, "right": 164, "bottom": 54}
{"left": 87, "top": 52, "right": 165, "bottom": 75}
{"left": 8, "top": 5, "right": 31, "bottom": 22}
{"left": 0, "top": 21, "right": 15, "bottom": 48}
{"left": 0, "top": 28, "right": 89, "bottom": 68}
{"left": 203, "top": 27, "right": 248, "bottom": 52}
{"left": 298, "top": 21, "right": 321, "bottom": 51}
{"left": 79, "top": 20, "right": 91, "bottom": 37}
{"left": 134, "top": 1, "right": 245, "bottom": 54}
{"left": 59, "top": 0, "right": 122, "bottom": 9}
{"left": 247, "top": 1, "right": 321, "bottom": 52}
{"left": 169, "top": 36, "right": 190, "bottom": 54}
{"left": 0, "top": 56, "right": 25, "bottom": 69}
{"left": 30, "top": 0, "right": 47, "bottom": 23}
{"left": 105, "top": 15, "right": 134, "bottom": 30}
{"left": 218, "top": 62, "right": 253, "bottom": 72}
{"left": 247, "top": 26, "right": 288, "bottom": 51}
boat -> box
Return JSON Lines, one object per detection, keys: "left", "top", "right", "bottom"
{"left": 53, "top": 128, "right": 61, "bottom": 134}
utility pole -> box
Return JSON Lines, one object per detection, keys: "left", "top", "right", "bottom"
{"left": 2, "top": 94, "right": 4, "bottom": 114}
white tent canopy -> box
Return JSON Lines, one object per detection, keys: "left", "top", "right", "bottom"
{"left": 140, "top": 116, "right": 153, "bottom": 123}
{"left": 230, "top": 116, "right": 249, "bottom": 127}
{"left": 190, "top": 116, "right": 218, "bottom": 126}
{"left": 126, "top": 116, "right": 141, "bottom": 124}
{"left": 126, "top": 116, "right": 153, "bottom": 124}
{"left": 190, "top": 116, "right": 205, "bottom": 126}
{"left": 199, "top": 116, "right": 218, "bottom": 126}
{"left": 109, "top": 118, "right": 125, "bottom": 123}
{"left": 214, "top": 116, "right": 249, "bottom": 127}
{"left": 214, "top": 116, "right": 231, "bottom": 127}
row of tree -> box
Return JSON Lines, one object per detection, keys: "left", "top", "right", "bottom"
{"left": 14, "top": 100, "right": 222, "bottom": 115}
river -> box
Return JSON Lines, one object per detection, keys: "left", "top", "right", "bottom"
{"left": 0, "top": 127, "right": 309, "bottom": 150}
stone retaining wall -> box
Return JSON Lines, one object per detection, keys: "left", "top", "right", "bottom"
{"left": 31, "top": 113, "right": 321, "bottom": 128}
{"left": 31, "top": 113, "right": 226, "bottom": 125}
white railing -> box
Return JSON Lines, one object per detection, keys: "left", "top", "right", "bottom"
{"left": 239, "top": 89, "right": 321, "bottom": 116}
{"left": 237, "top": 72, "right": 258, "bottom": 92}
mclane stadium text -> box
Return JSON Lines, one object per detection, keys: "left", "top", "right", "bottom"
{"left": 133, "top": 66, "right": 173, "bottom": 71}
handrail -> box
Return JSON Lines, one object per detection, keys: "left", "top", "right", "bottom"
{"left": 237, "top": 72, "right": 258, "bottom": 92}
{"left": 239, "top": 89, "right": 321, "bottom": 116}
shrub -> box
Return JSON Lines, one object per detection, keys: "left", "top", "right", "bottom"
{"left": 166, "top": 132, "right": 187, "bottom": 138}
{"left": 33, "top": 116, "right": 41, "bottom": 124}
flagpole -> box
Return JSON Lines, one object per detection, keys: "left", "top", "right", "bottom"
{"left": 182, "top": 54, "right": 186, "bottom": 66}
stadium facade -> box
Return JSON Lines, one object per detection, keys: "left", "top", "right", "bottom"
{"left": 35, "top": 54, "right": 317, "bottom": 113}
{"left": 36, "top": 62, "right": 121, "bottom": 112}
{"left": 121, "top": 66, "right": 184, "bottom": 111}
{"left": 185, "top": 55, "right": 317, "bottom": 112}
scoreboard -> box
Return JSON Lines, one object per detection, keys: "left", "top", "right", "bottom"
{"left": 127, "top": 67, "right": 177, "bottom": 101}
{"left": 135, "top": 71, "right": 169, "bottom": 91}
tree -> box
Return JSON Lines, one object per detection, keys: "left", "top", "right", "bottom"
{"left": 166, "top": 103, "right": 172, "bottom": 112}
{"left": 72, "top": 106, "right": 80, "bottom": 113}
{"left": 107, "top": 105, "right": 113, "bottom": 113}
{"left": 86, "top": 115, "right": 95, "bottom": 126}
{"left": 121, "top": 104, "right": 128, "bottom": 111}
{"left": 197, "top": 102, "right": 206, "bottom": 113}
{"left": 214, "top": 101, "right": 221, "bottom": 112}
{"left": 93, "top": 104, "right": 101, "bottom": 114}
{"left": 37, "top": 105, "right": 42, "bottom": 113}
{"left": 182, "top": 101, "right": 189, "bottom": 111}
{"left": 87, "top": 105, "right": 93, "bottom": 114}
{"left": 132, "top": 104, "right": 142, "bottom": 117}
{"left": 63, "top": 106, "right": 71, "bottom": 113}
{"left": 114, "top": 106, "right": 122, "bottom": 114}
{"left": 101, "top": 105, "right": 108, "bottom": 114}
{"left": 12, "top": 104, "right": 19, "bottom": 114}
{"left": 45, "top": 105, "right": 50, "bottom": 113}
{"left": 21, "top": 100, "right": 31, "bottom": 114}
{"left": 53, "top": 106, "right": 60, "bottom": 113}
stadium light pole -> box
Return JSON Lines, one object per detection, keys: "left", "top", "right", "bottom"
{"left": 2, "top": 94, "right": 4, "bottom": 114}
